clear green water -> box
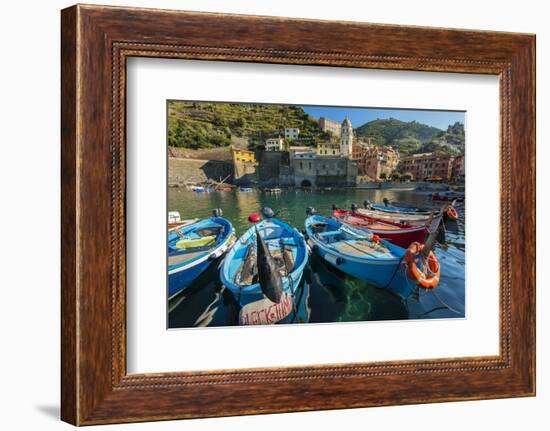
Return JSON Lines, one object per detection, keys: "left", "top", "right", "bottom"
{"left": 168, "top": 188, "right": 465, "bottom": 328}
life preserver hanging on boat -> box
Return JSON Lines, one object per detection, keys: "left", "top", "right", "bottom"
{"left": 446, "top": 205, "right": 459, "bottom": 221}
{"left": 404, "top": 242, "right": 440, "bottom": 289}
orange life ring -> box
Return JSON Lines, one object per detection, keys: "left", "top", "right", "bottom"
{"left": 404, "top": 242, "right": 440, "bottom": 289}
{"left": 446, "top": 205, "right": 459, "bottom": 220}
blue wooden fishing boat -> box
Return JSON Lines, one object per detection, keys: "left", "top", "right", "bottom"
{"left": 365, "top": 198, "right": 433, "bottom": 215}
{"left": 220, "top": 216, "right": 308, "bottom": 309}
{"left": 369, "top": 203, "right": 432, "bottom": 215}
{"left": 168, "top": 216, "right": 235, "bottom": 299}
{"left": 305, "top": 214, "right": 441, "bottom": 299}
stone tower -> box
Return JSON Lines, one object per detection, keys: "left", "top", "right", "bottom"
{"left": 340, "top": 117, "right": 354, "bottom": 157}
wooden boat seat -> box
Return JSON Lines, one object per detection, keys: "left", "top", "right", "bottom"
{"left": 168, "top": 250, "right": 206, "bottom": 266}
{"left": 175, "top": 235, "right": 216, "bottom": 250}
{"left": 366, "top": 222, "right": 401, "bottom": 231}
{"left": 333, "top": 240, "right": 391, "bottom": 258}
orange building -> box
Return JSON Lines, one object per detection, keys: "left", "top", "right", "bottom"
{"left": 452, "top": 154, "right": 465, "bottom": 182}
{"left": 399, "top": 152, "right": 455, "bottom": 181}
{"left": 352, "top": 142, "right": 399, "bottom": 180}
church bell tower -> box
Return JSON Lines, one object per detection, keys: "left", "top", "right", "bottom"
{"left": 340, "top": 117, "right": 354, "bottom": 157}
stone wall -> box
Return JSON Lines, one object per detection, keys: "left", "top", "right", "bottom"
{"left": 291, "top": 156, "right": 357, "bottom": 187}
{"left": 168, "top": 157, "right": 234, "bottom": 185}
{"left": 233, "top": 161, "right": 257, "bottom": 185}
{"left": 168, "top": 136, "right": 248, "bottom": 162}
{"left": 257, "top": 151, "right": 291, "bottom": 186}
{"left": 168, "top": 146, "right": 233, "bottom": 162}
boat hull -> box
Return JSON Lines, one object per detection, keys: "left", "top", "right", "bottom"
{"left": 168, "top": 217, "right": 235, "bottom": 299}
{"left": 168, "top": 258, "right": 212, "bottom": 298}
{"left": 333, "top": 210, "right": 428, "bottom": 248}
{"left": 357, "top": 208, "right": 433, "bottom": 224}
{"left": 305, "top": 215, "right": 419, "bottom": 299}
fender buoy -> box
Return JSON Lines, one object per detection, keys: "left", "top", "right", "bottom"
{"left": 446, "top": 205, "right": 459, "bottom": 221}
{"left": 404, "top": 242, "right": 440, "bottom": 289}
{"left": 248, "top": 213, "right": 261, "bottom": 223}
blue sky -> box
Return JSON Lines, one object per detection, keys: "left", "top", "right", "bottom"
{"left": 302, "top": 106, "right": 464, "bottom": 131}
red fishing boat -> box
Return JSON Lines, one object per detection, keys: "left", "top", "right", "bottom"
{"left": 332, "top": 209, "right": 429, "bottom": 248}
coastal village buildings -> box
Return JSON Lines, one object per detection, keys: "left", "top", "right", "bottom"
{"left": 288, "top": 146, "right": 314, "bottom": 155}
{"left": 317, "top": 142, "right": 341, "bottom": 156}
{"left": 352, "top": 142, "right": 400, "bottom": 181}
{"left": 291, "top": 154, "right": 357, "bottom": 187}
{"left": 284, "top": 127, "right": 300, "bottom": 139}
{"left": 265, "top": 137, "right": 285, "bottom": 151}
{"left": 231, "top": 146, "right": 257, "bottom": 184}
{"left": 452, "top": 154, "right": 465, "bottom": 182}
{"left": 232, "top": 147, "right": 256, "bottom": 163}
{"left": 289, "top": 117, "right": 357, "bottom": 187}
{"left": 398, "top": 152, "right": 455, "bottom": 181}
{"left": 319, "top": 117, "right": 341, "bottom": 136}
{"left": 228, "top": 116, "right": 463, "bottom": 187}
{"left": 240, "top": 118, "right": 359, "bottom": 187}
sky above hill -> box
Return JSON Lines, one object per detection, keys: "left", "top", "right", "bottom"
{"left": 302, "top": 105, "right": 465, "bottom": 131}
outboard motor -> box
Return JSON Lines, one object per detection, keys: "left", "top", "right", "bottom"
{"left": 212, "top": 208, "right": 223, "bottom": 217}
{"left": 351, "top": 203, "right": 358, "bottom": 211}
{"left": 363, "top": 200, "right": 371, "bottom": 208}
{"left": 306, "top": 207, "right": 316, "bottom": 216}
{"left": 383, "top": 197, "right": 390, "bottom": 207}
{"left": 261, "top": 207, "right": 275, "bottom": 219}
{"left": 332, "top": 204, "right": 338, "bottom": 211}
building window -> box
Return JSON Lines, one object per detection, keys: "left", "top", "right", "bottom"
{"left": 300, "top": 162, "right": 303, "bottom": 170}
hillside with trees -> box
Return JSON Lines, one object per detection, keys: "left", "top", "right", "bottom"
{"left": 355, "top": 118, "right": 464, "bottom": 156}
{"left": 168, "top": 101, "right": 329, "bottom": 149}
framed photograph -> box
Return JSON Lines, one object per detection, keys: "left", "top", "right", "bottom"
{"left": 61, "top": 4, "right": 535, "bottom": 425}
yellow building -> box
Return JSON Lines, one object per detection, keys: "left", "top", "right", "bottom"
{"left": 317, "top": 142, "right": 341, "bottom": 157}
{"left": 231, "top": 146, "right": 256, "bottom": 164}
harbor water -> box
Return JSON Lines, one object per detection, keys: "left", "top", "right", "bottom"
{"left": 168, "top": 187, "right": 466, "bottom": 328}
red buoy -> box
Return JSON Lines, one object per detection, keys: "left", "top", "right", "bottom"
{"left": 248, "top": 213, "right": 261, "bottom": 223}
